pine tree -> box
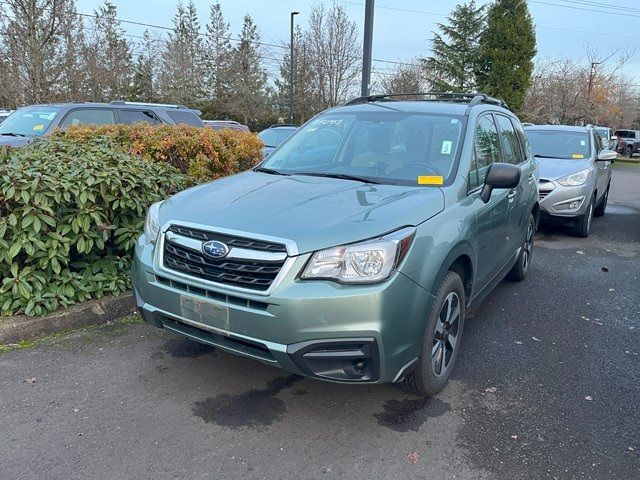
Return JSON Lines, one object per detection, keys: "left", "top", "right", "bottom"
{"left": 228, "top": 14, "right": 268, "bottom": 125}
{"left": 203, "top": 2, "right": 233, "bottom": 115}
{"left": 129, "top": 30, "right": 157, "bottom": 102}
{"left": 475, "top": 0, "right": 537, "bottom": 111}
{"left": 421, "top": 1, "right": 486, "bottom": 92}
{"left": 159, "top": 0, "right": 206, "bottom": 105}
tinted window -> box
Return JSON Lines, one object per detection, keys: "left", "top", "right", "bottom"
{"left": 262, "top": 112, "right": 465, "bottom": 186}
{"left": 594, "top": 132, "right": 603, "bottom": 152}
{"left": 471, "top": 115, "right": 501, "bottom": 188}
{"left": 496, "top": 114, "right": 523, "bottom": 165}
{"left": 119, "top": 109, "right": 160, "bottom": 125}
{"left": 614, "top": 130, "right": 634, "bottom": 139}
{"left": 526, "top": 130, "right": 591, "bottom": 159}
{"left": 513, "top": 118, "right": 532, "bottom": 161}
{"left": 166, "top": 110, "right": 202, "bottom": 126}
{"left": 0, "top": 105, "right": 61, "bottom": 136}
{"left": 60, "top": 109, "right": 115, "bottom": 128}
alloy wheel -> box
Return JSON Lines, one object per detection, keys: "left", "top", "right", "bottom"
{"left": 432, "top": 292, "right": 461, "bottom": 377}
{"left": 522, "top": 222, "right": 534, "bottom": 272}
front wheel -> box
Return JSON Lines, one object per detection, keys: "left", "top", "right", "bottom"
{"left": 507, "top": 213, "right": 535, "bottom": 281}
{"left": 594, "top": 185, "right": 609, "bottom": 217}
{"left": 573, "top": 196, "right": 594, "bottom": 238}
{"left": 625, "top": 146, "right": 633, "bottom": 158}
{"left": 397, "top": 271, "right": 465, "bottom": 397}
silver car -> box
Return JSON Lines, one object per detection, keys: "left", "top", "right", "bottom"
{"left": 525, "top": 125, "right": 616, "bottom": 237}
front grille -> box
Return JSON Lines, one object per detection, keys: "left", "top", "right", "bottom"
{"left": 168, "top": 225, "right": 286, "bottom": 253}
{"left": 162, "top": 231, "right": 286, "bottom": 291}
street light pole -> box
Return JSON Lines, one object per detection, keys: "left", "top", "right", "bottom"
{"left": 289, "top": 11, "right": 300, "bottom": 124}
{"left": 361, "top": 0, "right": 375, "bottom": 97}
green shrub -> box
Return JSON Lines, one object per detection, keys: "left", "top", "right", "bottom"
{"left": 52, "top": 124, "right": 264, "bottom": 183}
{"left": 0, "top": 137, "right": 191, "bottom": 316}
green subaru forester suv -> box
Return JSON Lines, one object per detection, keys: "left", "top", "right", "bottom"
{"left": 132, "top": 93, "right": 539, "bottom": 396}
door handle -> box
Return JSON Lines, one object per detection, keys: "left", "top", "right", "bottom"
{"left": 507, "top": 189, "right": 517, "bottom": 199}
{"left": 527, "top": 172, "right": 534, "bottom": 183}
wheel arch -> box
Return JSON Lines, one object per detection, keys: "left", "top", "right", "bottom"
{"left": 432, "top": 242, "right": 476, "bottom": 307}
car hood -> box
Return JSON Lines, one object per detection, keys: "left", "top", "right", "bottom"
{"left": 158, "top": 171, "right": 445, "bottom": 254}
{"left": 0, "top": 135, "right": 33, "bottom": 147}
{"left": 537, "top": 158, "right": 592, "bottom": 181}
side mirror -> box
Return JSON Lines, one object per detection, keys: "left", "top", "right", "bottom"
{"left": 480, "top": 163, "right": 521, "bottom": 203}
{"left": 597, "top": 149, "right": 617, "bottom": 162}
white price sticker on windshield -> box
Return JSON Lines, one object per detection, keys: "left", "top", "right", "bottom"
{"left": 441, "top": 140, "right": 452, "bottom": 155}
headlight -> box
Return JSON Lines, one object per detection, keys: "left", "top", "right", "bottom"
{"left": 143, "top": 201, "right": 162, "bottom": 243}
{"left": 301, "top": 227, "right": 416, "bottom": 284}
{"left": 557, "top": 169, "right": 590, "bottom": 187}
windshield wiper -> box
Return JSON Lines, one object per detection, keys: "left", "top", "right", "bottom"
{"left": 0, "top": 132, "right": 28, "bottom": 137}
{"left": 253, "top": 166, "right": 289, "bottom": 175}
{"left": 534, "top": 154, "right": 562, "bottom": 159}
{"left": 294, "top": 172, "right": 383, "bottom": 184}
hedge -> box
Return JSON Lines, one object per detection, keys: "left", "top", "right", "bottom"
{"left": 0, "top": 137, "right": 192, "bottom": 317}
{"left": 51, "top": 124, "right": 263, "bottom": 183}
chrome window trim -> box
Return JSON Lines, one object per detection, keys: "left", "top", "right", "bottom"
{"left": 155, "top": 221, "right": 299, "bottom": 297}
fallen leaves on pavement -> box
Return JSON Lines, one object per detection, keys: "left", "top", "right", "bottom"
{"left": 24, "top": 377, "right": 36, "bottom": 384}
{"left": 407, "top": 451, "right": 420, "bottom": 464}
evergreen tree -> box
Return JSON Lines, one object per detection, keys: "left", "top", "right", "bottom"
{"left": 228, "top": 14, "right": 268, "bottom": 125}
{"left": 129, "top": 30, "right": 157, "bottom": 102}
{"left": 421, "top": 1, "right": 486, "bottom": 92}
{"left": 475, "top": 0, "right": 537, "bottom": 111}
{"left": 203, "top": 2, "right": 233, "bottom": 115}
{"left": 159, "top": 0, "right": 206, "bottom": 105}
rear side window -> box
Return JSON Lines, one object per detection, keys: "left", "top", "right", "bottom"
{"left": 166, "top": 110, "right": 202, "bottom": 126}
{"left": 60, "top": 109, "right": 116, "bottom": 127}
{"left": 471, "top": 115, "right": 501, "bottom": 189}
{"left": 594, "top": 132, "right": 603, "bottom": 152}
{"left": 119, "top": 109, "right": 161, "bottom": 125}
{"left": 495, "top": 114, "right": 524, "bottom": 165}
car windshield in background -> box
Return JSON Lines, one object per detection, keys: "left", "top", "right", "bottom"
{"left": 261, "top": 112, "right": 465, "bottom": 186}
{"left": 526, "top": 130, "right": 591, "bottom": 159}
{"left": 258, "top": 128, "right": 295, "bottom": 148}
{"left": 595, "top": 128, "right": 608, "bottom": 139}
{"left": 0, "top": 106, "right": 61, "bottom": 137}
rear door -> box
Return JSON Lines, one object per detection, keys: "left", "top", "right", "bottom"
{"left": 117, "top": 109, "right": 162, "bottom": 125}
{"left": 469, "top": 113, "right": 512, "bottom": 289}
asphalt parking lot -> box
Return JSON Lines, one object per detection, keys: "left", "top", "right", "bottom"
{"left": 1, "top": 163, "right": 638, "bottom": 480}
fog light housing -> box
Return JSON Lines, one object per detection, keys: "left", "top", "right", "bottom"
{"left": 287, "top": 338, "right": 379, "bottom": 382}
{"left": 552, "top": 195, "right": 585, "bottom": 212}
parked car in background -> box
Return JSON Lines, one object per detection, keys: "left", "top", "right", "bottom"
{"left": 525, "top": 124, "right": 615, "bottom": 237}
{"left": 0, "top": 110, "right": 13, "bottom": 124}
{"left": 203, "top": 120, "right": 250, "bottom": 132}
{"left": 132, "top": 93, "right": 539, "bottom": 397}
{"left": 257, "top": 124, "right": 297, "bottom": 156}
{"left": 594, "top": 126, "right": 616, "bottom": 150}
{"left": 614, "top": 129, "right": 640, "bottom": 157}
{"left": 0, "top": 101, "right": 204, "bottom": 147}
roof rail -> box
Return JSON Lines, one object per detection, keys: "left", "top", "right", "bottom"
{"left": 344, "top": 92, "right": 509, "bottom": 113}
{"left": 108, "top": 100, "right": 191, "bottom": 110}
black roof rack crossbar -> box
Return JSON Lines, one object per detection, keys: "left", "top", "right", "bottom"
{"left": 344, "top": 92, "right": 509, "bottom": 112}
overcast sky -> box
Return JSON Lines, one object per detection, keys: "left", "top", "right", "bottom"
{"left": 76, "top": 0, "right": 640, "bottom": 82}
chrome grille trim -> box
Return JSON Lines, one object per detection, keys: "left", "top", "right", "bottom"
{"left": 154, "top": 221, "right": 299, "bottom": 296}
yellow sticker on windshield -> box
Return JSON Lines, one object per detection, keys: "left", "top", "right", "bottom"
{"left": 33, "top": 124, "right": 45, "bottom": 131}
{"left": 418, "top": 175, "right": 444, "bottom": 185}
{"left": 572, "top": 154, "right": 584, "bottom": 159}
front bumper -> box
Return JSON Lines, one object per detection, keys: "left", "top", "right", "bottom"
{"left": 132, "top": 236, "right": 433, "bottom": 384}
{"left": 538, "top": 180, "right": 593, "bottom": 221}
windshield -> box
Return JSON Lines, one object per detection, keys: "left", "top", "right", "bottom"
{"left": 615, "top": 130, "right": 635, "bottom": 139}
{"left": 0, "top": 105, "right": 61, "bottom": 137}
{"left": 258, "top": 128, "right": 296, "bottom": 148}
{"left": 595, "top": 128, "right": 609, "bottom": 140}
{"left": 261, "top": 112, "right": 465, "bottom": 186}
{"left": 526, "top": 130, "right": 591, "bottom": 159}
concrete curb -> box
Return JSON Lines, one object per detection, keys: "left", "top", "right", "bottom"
{"left": 0, "top": 293, "right": 136, "bottom": 344}
{"left": 616, "top": 158, "right": 640, "bottom": 164}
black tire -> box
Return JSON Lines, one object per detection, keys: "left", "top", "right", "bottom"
{"left": 573, "top": 195, "right": 595, "bottom": 238}
{"left": 506, "top": 213, "right": 535, "bottom": 282}
{"left": 624, "top": 146, "right": 633, "bottom": 158}
{"left": 397, "top": 271, "right": 465, "bottom": 397}
{"left": 594, "top": 184, "right": 609, "bottom": 217}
